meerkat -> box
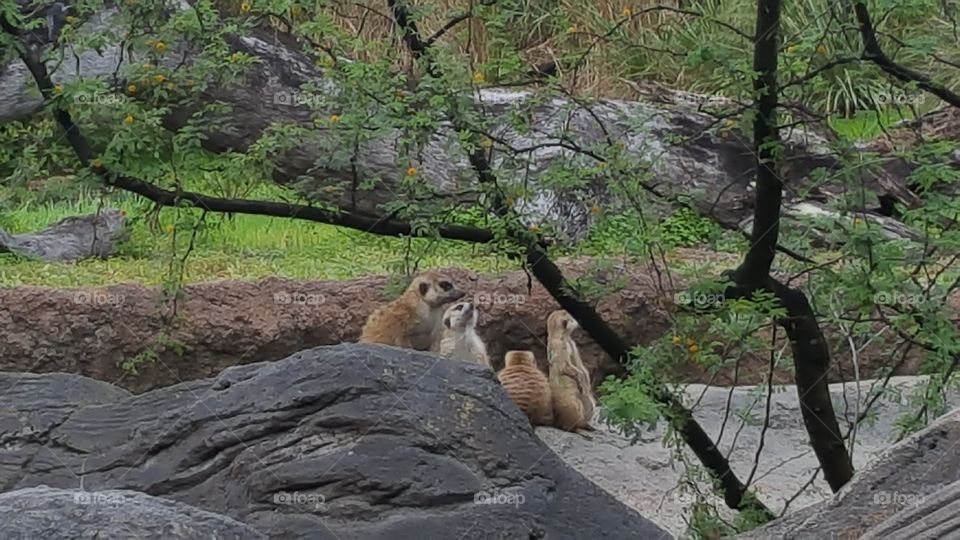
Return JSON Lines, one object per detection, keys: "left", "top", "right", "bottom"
{"left": 497, "top": 350, "right": 553, "bottom": 426}
{"left": 435, "top": 301, "right": 490, "bottom": 366}
{"left": 359, "top": 272, "right": 465, "bottom": 350}
{"left": 546, "top": 310, "right": 597, "bottom": 432}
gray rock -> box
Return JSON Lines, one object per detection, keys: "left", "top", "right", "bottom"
{"left": 739, "top": 405, "right": 960, "bottom": 539}
{"left": 0, "top": 344, "right": 670, "bottom": 539}
{"left": 538, "top": 376, "right": 960, "bottom": 537}
{"left": 0, "top": 486, "right": 265, "bottom": 539}
{"left": 0, "top": 209, "right": 127, "bottom": 261}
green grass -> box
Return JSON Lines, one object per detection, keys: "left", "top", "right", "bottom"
{"left": 0, "top": 191, "right": 517, "bottom": 287}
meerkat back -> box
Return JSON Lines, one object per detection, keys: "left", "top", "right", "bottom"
{"left": 498, "top": 351, "right": 553, "bottom": 426}
{"left": 547, "top": 310, "right": 595, "bottom": 431}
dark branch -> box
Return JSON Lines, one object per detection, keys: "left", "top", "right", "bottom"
{"left": 854, "top": 2, "right": 960, "bottom": 108}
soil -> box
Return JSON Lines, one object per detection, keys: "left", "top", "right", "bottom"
{"left": 0, "top": 255, "right": 941, "bottom": 393}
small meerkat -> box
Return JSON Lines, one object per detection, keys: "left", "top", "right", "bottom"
{"left": 546, "top": 310, "right": 596, "bottom": 432}
{"left": 435, "top": 301, "right": 490, "bottom": 366}
{"left": 359, "top": 272, "right": 465, "bottom": 350}
{"left": 497, "top": 350, "right": 553, "bottom": 426}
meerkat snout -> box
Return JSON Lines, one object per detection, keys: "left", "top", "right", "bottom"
{"left": 437, "top": 301, "right": 488, "bottom": 366}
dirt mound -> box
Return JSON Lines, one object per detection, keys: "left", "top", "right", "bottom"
{"left": 0, "top": 257, "right": 930, "bottom": 393}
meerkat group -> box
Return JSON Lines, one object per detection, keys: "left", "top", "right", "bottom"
{"left": 359, "top": 271, "right": 596, "bottom": 432}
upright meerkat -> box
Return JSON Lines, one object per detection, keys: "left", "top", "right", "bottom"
{"left": 435, "top": 301, "right": 490, "bottom": 366}
{"left": 497, "top": 350, "right": 553, "bottom": 426}
{"left": 359, "top": 272, "right": 464, "bottom": 350}
{"left": 546, "top": 310, "right": 596, "bottom": 431}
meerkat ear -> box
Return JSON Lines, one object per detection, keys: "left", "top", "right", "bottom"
{"left": 419, "top": 282, "right": 430, "bottom": 296}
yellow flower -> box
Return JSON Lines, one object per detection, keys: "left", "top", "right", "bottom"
{"left": 816, "top": 44, "right": 827, "bottom": 55}
{"left": 240, "top": 2, "right": 252, "bottom": 13}
{"left": 91, "top": 158, "right": 103, "bottom": 169}
{"left": 124, "top": 115, "right": 135, "bottom": 125}
{"left": 142, "top": 63, "right": 152, "bottom": 70}
{"left": 290, "top": 5, "right": 302, "bottom": 17}
{"left": 323, "top": 185, "right": 337, "bottom": 193}
{"left": 686, "top": 337, "right": 696, "bottom": 346}
{"left": 321, "top": 56, "right": 334, "bottom": 67}
{"left": 230, "top": 52, "right": 242, "bottom": 63}
{"left": 568, "top": 25, "right": 577, "bottom": 34}
{"left": 724, "top": 118, "right": 736, "bottom": 127}
{"left": 153, "top": 74, "right": 165, "bottom": 84}
{"left": 53, "top": 84, "right": 63, "bottom": 94}
{"left": 127, "top": 84, "right": 137, "bottom": 94}
{"left": 688, "top": 344, "right": 700, "bottom": 355}
{"left": 622, "top": 7, "right": 632, "bottom": 17}
{"left": 473, "top": 72, "right": 485, "bottom": 84}
{"left": 481, "top": 137, "right": 493, "bottom": 149}
{"left": 406, "top": 166, "right": 417, "bottom": 177}
{"left": 597, "top": 161, "right": 607, "bottom": 170}
{"left": 853, "top": 217, "right": 864, "bottom": 226}
{"left": 529, "top": 224, "right": 541, "bottom": 232}
{"left": 329, "top": 114, "right": 341, "bottom": 124}
{"left": 786, "top": 45, "right": 797, "bottom": 54}
{"left": 671, "top": 335, "right": 682, "bottom": 345}
{"left": 154, "top": 40, "right": 166, "bottom": 52}
{"left": 165, "top": 224, "right": 175, "bottom": 233}
{"left": 65, "top": 15, "right": 78, "bottom": 24}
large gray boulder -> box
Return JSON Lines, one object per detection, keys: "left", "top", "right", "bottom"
{"left": 0, "top": 486, "right": 265, "bottom": 539}
{"left": 0, "top": 209, "right": 127, "bottom": 261}
{"left": 0, "top": 344, "right": 669, "bottom": 539}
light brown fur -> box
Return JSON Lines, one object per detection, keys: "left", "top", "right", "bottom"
{"left": 497, "top": 350, "right": 553, "bottom": 426}
{"left": 435, "top": 301, "right": 490, "bottom": 366}
{"left": 546, "top": 310, "right": 596, "bottom": 431}
{"left": 359, "top": 272, "right": 465, "bottom": 350}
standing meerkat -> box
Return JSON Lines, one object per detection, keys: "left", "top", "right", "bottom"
{"left": 497, "top": 350, "right": 553, "bottom": 426}
{"left": 546, "top": 310, "right": 596, "bottom": 432}
{"left": 435, "top": 301, "right": 490, "bottom": 366}
{"left": 359, "top": 272, "right": 465, "bottom": 350}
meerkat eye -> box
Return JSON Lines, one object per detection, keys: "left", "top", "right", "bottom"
{"left": 455, "top": 304, "right": 463, "bottom": 311}
{"left": 439, "top": 280, "right": 453, "bottom": 291}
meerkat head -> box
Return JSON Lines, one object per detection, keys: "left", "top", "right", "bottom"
{"left": 547, "top": 310, "right": 579, "bottom": 336}
{"left": 504, "top": 350, "right": 537, "bottom": 368}
{"left": 443, "top": 301, "right": 477, "bottom": 331}
{"left": 410, "top": 272, "right": 465, "bottom": 308}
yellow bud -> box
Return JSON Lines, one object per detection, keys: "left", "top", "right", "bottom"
{"left": 597, "top": 161, "right": 607, "bottom": 170}
{"left": 65, "top": 16, "right": 78, "bottom": 24}
{"left": 622, "top": 7, "right": 632, "bottom": 17}
{"left": 153, "top": 74, "right": 165, "bottom": 84}
{"left": 230, "top": 52, "right": 242, "bottom": 63}
{"left": 124, "top": 115, "right": 135, "bottom": 125}
{"left": 529, "top": 224, "right": 541, "bottom": 232}
{"left": 53, "top": 84, "right": 63, "bottom": 94}
{"left": 154, "top": 41, "right": 166, "bottom": 52}
{"left": 686, "top": 338, "right": 696, "bottom": 346}
{"left": 142, "top": 63, "right": 152, "bottom": 69}
{"left": 473, "top": 72, "right": 485, "bottom": 84}
{"left": 240, "top": 2, "right": 252, "bottom": 12}
{"left": 329, "top": 114, "right": 341, "bottom": 124}
{"left": 672, "top": 336, "right": 682, "bottom": 345}
{"left": 127, "top": 84, "right": 137, "bottom": 94}
{"left": 816, "top": 44, "right": 827, "bottom": 54}
{"left": 406, "top": 166, "right": 417, "bottom": 177}
{"left": 688, "top": 344, "right": 700, "bottom": 354}
{"left": 91, "top": 158, "right": 103, "bottom": 169}
{"left": 568, "top": 25, "right": 577, "bottom": 34}
{"left": 481, "top": 138, "right": 493, "bottom": 149}
{"left": 786, "top": 45, "right": 797, "bottom": 54}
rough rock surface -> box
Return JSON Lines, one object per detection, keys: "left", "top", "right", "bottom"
{"left": 537, "top": 376, "right": 960, "bottom": 537}
{"left": 0, "top": 209, "right": 127, "bottom": 261}
{"left": 739, "top": 403, "right": 960, "bottom": 539}
{"left": 0, "top": 486, "right": 266, "bottom": 539}
{"left": 0, "top": 344, "right": 670, "bottom": 539}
